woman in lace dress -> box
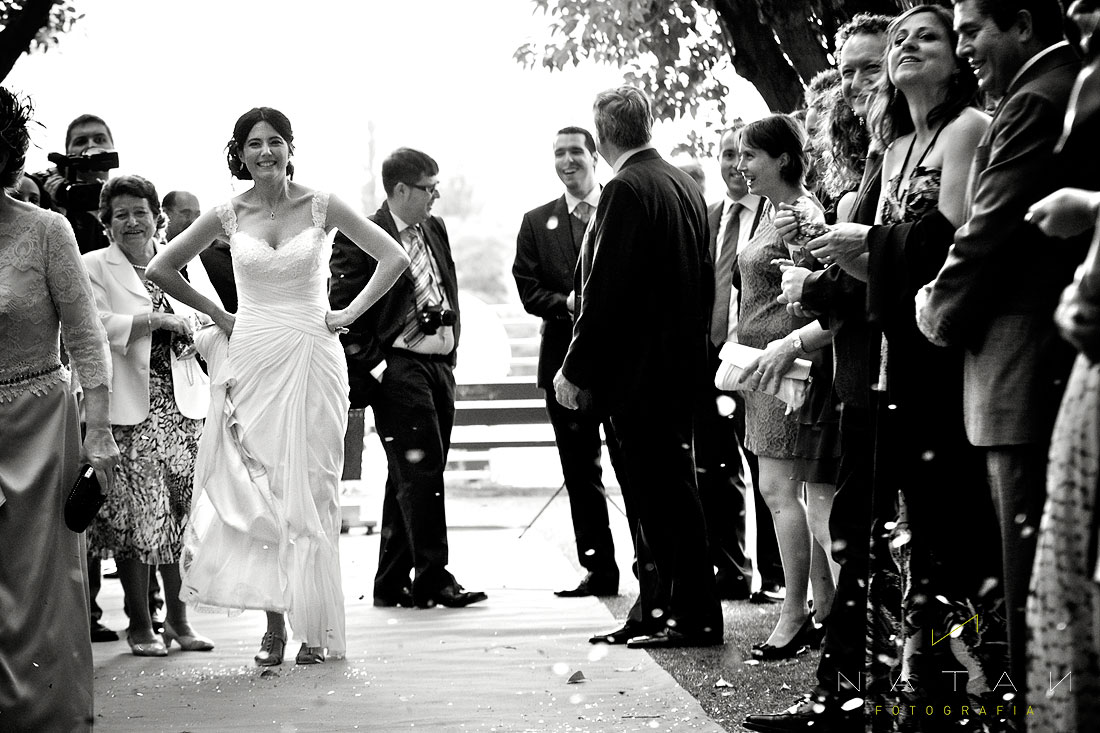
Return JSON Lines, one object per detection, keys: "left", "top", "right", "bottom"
{"left": 83, "top": 175, "right": 214, "bottom": 657}
{"left": 0, "top": 87, "right": 120, "bottom": 731}
{"left": 810, "top": 6, "right": 1006, "bottom": 726}
{"left": 148, "top": 107, "right": 408, "bottom": 666}
{"left": 733, "top": 114, "right": 836, "bottom": 660}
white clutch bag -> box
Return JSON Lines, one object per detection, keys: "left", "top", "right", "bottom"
{"left": 714, "top": 342, "right": 812, "bottom": 414}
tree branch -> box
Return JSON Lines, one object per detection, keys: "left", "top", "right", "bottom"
{"left": 0, "top": 0, "right": 60, "bottom": 83}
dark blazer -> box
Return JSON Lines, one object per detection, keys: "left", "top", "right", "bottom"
{"left": 198, "top": 240, "right": 237, "bottom": 314}
{"left": 513, "top": 195, "right": 583, "bottom": 389}
{"left": 329, "top": 201, "right": 460, "bottom": 408}
{"left": 922, "top": 43, "right": 1083, "bottom": 445}
{"left": 561, "top": 149, "right": 712, "bottom": 413}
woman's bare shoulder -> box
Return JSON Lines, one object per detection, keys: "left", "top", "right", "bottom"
{"left": 945, "top": 107, "right": 991, "bottom": 141}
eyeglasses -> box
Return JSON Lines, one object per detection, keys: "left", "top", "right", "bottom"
{"left": 405, "top": 182, "right": 439, "bottom": 195}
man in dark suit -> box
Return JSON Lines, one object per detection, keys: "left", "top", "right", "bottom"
{"left": 330, "top": 147, "right": 486, "bottom": 610}
{"left": 513, "top": 126, "right": 622, "bottom": 598}
{"left": 555, "top": 86, "right": 721, "bottom": 648}
{"left": 916, "top": 0, "right": 1084, "bottom": 713}
{"left": 695, "top": 123, "right": 781, "bottom": 602}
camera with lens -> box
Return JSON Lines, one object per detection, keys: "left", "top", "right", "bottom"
{"left": 417, "top": 304, "right": 457, "bottom": 335}
{"left": 46, "top": 150, "right": 120, "bottom": 211}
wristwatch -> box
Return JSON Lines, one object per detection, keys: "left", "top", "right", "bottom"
{"left": 791, "top": 334, "right": 808, "bottom": 356}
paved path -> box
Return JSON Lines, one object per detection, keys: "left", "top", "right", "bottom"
{"left": 92, "top": 488, "right": 725, "bottom": 732}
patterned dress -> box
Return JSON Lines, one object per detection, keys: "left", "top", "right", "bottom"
{"left": 735, "top": 202, "right": 801, "bottom": 458}
{"left": 866, "top": 149, "right": 1008, "bottom": 731}
{"left": 87, "top": 281, "right": 201, "bottom": 563}
{"left": 1027, "top": 356, "right": 1100, "bottom": 729}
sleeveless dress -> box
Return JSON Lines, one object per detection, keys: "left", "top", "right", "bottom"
{"left": 736, "top": 199, "right": 814, "bottom": 458}
{"left": 866, "top": 144, "right": 1009, "bottom": 729}
{"left": 180, "top": 192, "right": 350, "bottom": 657}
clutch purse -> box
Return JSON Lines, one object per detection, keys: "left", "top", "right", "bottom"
{"left": 714, "top": 342, "right": 812, "bottom": 414}
{"left": 65, "top": 464, "right": 106, "bottom": 533}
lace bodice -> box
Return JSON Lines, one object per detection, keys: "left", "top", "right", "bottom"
{"left": 0, "top": 207, "right": 110, "bottom": 402}
{"left": 215, "top": 193, "right": 333, "bottom": 333}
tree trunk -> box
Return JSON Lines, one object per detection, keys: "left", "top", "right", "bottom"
{"left": 0, "top": 0, "right": 57, "bottom": 83}
{"left": 713, "top": 0, "right": 807, "bottom": 112}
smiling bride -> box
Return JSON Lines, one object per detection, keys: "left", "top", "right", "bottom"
{"left": 147, "top": 107, "right": 409, "bottom": 667}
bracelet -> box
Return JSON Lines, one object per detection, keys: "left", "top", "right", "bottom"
{"left": 147, "top": 312, "right": 152, "bottom": 332}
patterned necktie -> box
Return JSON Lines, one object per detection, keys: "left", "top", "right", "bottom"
{"left": 400, "top": 225, "right": 436, "bottom": 347}
{"left": 573, "top": 201, "right": 594, "bottom": 225}
{"left": 710, "top": 201, "right": 741, "bottom": 346}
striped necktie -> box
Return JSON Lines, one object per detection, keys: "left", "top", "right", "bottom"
{"left": 573, "top": 201, "right": 594, "bottom": 225}
{"left": 400, "top": 225, "right": 436, "bottom": 347}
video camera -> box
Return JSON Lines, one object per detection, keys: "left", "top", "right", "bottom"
{"left": 46, "top": 150, "right": 120, "bottom": 211}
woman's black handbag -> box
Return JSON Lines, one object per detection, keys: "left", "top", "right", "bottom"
{"left": 64, "top": 464, "right": 106, "bottom": 533}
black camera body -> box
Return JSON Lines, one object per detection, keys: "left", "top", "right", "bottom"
{"left": 417, "top": 304, "right": 457, "bottom": 335}
{"left": 46, "top": 150, "right": 120, "bottom": 211}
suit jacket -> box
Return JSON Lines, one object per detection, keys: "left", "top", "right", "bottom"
{"left": 922, "top": 43, "right": 1084, "bottom": 445}
{"left": 82, "top": 242, "right": 209, "bottom": 424}
{"left": 198, "top": 240, "right": 237, "bottom": 313}
{"left": 329, "top": 201, "right": 460, "bottom": 408}
{"left": 561, "top": 149, "right": 712, "bottom": 413}
{"left": 513, "top": 195, "right": 584, "bottom": 389}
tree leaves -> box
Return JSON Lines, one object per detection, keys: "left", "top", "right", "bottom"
{"left": 516, "top": 0, "right": 905, "bottom": 155}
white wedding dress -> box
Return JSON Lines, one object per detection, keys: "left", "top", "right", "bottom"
{"left": 181, "top": 191, "right": 349, "bottom": 657}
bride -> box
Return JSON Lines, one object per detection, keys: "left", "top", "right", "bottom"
{"left": 147, "top": 107, "right": 409, "bottom": 666}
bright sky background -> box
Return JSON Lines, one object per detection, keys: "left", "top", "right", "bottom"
{"left": 8, "top": 0, "right": 769, "bottom": 224}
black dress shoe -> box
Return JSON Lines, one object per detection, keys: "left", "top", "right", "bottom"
{"left": 373, "top": 587, "right": 415, "bottom": 608}
{"left": 743, "top": 695, "right": 856, "bottom": 732}
{"left": 749, "top": 590, "right": 779, "bottom": 604}
{"left": 626, "top": 627, "right": 723, "bottom": 649}
{"left": 588, "top": 622, "right": 648, "bottom": 645}
{"left": 416, "top": 585, "right": 488, "bottom": 609}
{"left": 555, "top": 572, "right": 619, "bottom": 597}
{"left": 90, "top": 621, "right": 119, "bottom": 643}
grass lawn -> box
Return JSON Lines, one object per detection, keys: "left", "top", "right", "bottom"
{"left": 602, "top": 593, "right": 820, "bottom": 732}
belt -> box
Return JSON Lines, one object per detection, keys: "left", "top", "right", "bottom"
{"left": 390, "top": 348, "right": 452, "bottom": 364}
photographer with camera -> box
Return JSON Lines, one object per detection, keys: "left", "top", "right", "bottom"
{"left": 329, "top": 147, "right": 486, "bottom": 610}
{"left": 40, "top": 114, "right": 119, "bottom": 254}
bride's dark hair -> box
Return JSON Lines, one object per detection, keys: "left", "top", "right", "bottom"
{"left": 226, "top": 107, "right": 296, "bottom": 181}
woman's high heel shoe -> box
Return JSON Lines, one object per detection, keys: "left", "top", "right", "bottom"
{"left": 127, "top": 631, "right": 168, "bottom": 657}
{"left": 162, "top": 622, "right": 214, "bottom": 652}
{"left": 751, "top": 613, "right": 819, "bottom": 661}
{"left": 254, "top": 630, "right": 287, "bottom": 666}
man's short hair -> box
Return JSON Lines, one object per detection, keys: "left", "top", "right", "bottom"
{"left": 381, "top": 148, "right": 440, "bottom": 197}
{"left": 835, "top": 13, "right": 893, "bottom": 54}
{"left": 959, "top": 0, "right": 1066, "bottom": 45}
{"left": 593, "top": 87, "right": 653, "bottom": 151}
{"left": 556, "top": 126, "right": 597, "bottom": 155}
{"left": 65, "top": 114, "right": 113, "bottom": 149}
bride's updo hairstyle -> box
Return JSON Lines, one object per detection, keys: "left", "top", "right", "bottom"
{"left": 226, "top": 107, "right": 295, "bottom": 181}
{"left": 0, "top": 86, "right": 33, "bottom": 188}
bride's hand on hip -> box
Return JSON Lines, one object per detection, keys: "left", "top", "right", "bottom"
{"left": 325, "top": 310, "right": 350, "bottom": 334}
{"left": 213, "top": 310, "right": 235, "bottom": 337}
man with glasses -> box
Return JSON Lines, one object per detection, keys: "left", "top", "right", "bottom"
{"left": 330, "top": 147, "right": 486, "bottom": 610}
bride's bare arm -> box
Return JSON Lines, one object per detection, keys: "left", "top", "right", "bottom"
{"left": 324, "top": 195, "right": 410, "bottom": 330}
{"left": 147, "top": 210, "right": 235, "bottom": 334}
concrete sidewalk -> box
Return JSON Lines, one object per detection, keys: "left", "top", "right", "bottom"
{"left": 92, "top": 487, "right": 725, "bottom": 732}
